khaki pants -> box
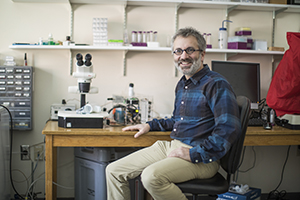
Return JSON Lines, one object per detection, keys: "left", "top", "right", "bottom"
{"left": 106, "top": 140, "right": 220, "bottom": 200}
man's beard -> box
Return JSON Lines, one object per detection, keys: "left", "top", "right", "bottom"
{"left": 174, "top": 55, "right": 202, "bottom": 77}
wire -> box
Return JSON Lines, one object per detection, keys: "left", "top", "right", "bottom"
{"left": 233, "top": 146, "right": 246, "bottom": 182}
{"left": 233, "top": 146, "right": 256, "bottom": 183}
{"left": 66, "top": 98, "right": 80, "bottom": 103}
{"left": 275, "top": 145, "right": 291, "bottom": 191}
{"left": 238, "top": 146, "right": 256, "bottom": 173}
{"left": 25, "top": 176, "right": 44, "bottom": 199}
{"left": 267, "top": 145, "right": 291, "bottom": 200}
{"left": 0, "top": 105, "right": 25, "bottom": 199}
{"left": 11, "top": 169, "right": 30, "bottom": 193}
{"left": 237, "top": 146, "right": 246, "bottom": 169}
{"left": 52, "top": 181, "right": 74, "bottom": 190}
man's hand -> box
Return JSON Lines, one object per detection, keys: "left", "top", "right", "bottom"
{"left": 122, "top": 123, "right": 150, "bottom": 138}
{"left": 168, "top": 146, "right": 191, "bottom": 162}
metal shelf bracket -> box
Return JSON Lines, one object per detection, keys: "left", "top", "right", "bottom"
{"left": 175, "top": 3, "right": 182, "bottom": 32}
{"left": 123, "top": 50, "right": 128, "bottom": 76}
{"left": 272, "top": 8, "right": 287, "bottom": 47}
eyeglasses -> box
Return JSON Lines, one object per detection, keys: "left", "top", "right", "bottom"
{"left": 173, "top": 47, "right": 201, "bottom": 55}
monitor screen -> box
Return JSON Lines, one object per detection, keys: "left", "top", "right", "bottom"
{"left": 211, "top": 60, "right": 261, "bottom": 103}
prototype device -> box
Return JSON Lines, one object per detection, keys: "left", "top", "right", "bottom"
{"left": 278, "top": 114, "right": 300, "bottom": 130}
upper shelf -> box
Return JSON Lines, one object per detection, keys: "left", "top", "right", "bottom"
{"left": 9, "top": 45, "right": 285, "bottom": 55}
{"left": 11, "top": 0, "right": 300, "bottom": 13}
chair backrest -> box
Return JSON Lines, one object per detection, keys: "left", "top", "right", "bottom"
{"left": 220, "top": 96, "right": 251, "bottom": 182}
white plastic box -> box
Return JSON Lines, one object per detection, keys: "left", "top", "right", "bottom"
{"left": 253, "top": 40, "right": 267, "bottom": 51}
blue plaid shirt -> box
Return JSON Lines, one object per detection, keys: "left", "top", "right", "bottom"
{"left": 147, "top": 65, "right": 241, "bottom": 164}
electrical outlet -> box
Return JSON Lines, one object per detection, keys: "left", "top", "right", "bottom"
{"left": 34, "top": 145, "right": 44, "bottom": 161}
{"left": 20, "top": 145, "right": 30, "bottom": 160}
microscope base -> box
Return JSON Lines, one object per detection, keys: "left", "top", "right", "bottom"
{"left": 58, "top": 111, "right": 103, "bottom": 128}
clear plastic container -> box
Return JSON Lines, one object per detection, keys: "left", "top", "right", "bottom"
{"left": 137, "top": 31, "right": 142, "bottom": 43}
{"left": 131, "top": 31, "right": 137, "bottom": 43}
{"left": 143, "top": 31, "right": 147, "bottom": 43}
{"left": 153, "top": 31, "right": 157, "bottom": 42}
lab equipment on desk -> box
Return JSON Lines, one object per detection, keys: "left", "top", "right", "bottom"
{"left": 57, "top": 110, "right": 108, "bottom": 128}
{"left": 50, "top": 100, "right": 76, "bottom": 120}
{"left": 218, "top": 20, "right": 232, "bottom": 49}
{"left": 277, "top": 114, "right": 300, "bottom": 130}
{"left": 58, "top": 53, "right": 105, "bottom": 128}
{"left": 108, "top": 83, "right": 140, "bottom": 125}
{"left": 107, "top": 83, "right": 153, "bottom": 125}
{"left": 68, "top": 53, "right": 98, "bottom": 107}
{"left": 76, "top": 103, "right": 101, "bottom": 114}
{"left": 128, "top": 83, "right": 134, "bottom": 98}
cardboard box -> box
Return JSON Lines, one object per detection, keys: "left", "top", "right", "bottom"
{"left": 268, "top": 46, "right": 285, "bottom": 52}
{"left": 217, "top": 187, "right": 261, "bottom": 200}
{"left": 269, "top": 0, "right": 287, "bottom": 4}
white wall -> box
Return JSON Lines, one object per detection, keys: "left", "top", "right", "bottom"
{"left": 0, "top": 1, "right": 300, "bottom": 198}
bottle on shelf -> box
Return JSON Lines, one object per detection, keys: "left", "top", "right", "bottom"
{"left": 218, "top": 20, "right": 232, "bottom": 49}
{"left": 48, "top": 33, "right": 54, "bottom": 45}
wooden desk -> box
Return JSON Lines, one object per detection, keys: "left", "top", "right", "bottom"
{"left": 42, "top": 121, "right": 300, "bottom": 200}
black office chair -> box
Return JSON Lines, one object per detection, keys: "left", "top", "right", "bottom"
{"left": 176, "top": 96, "right": 251, "bottom": 200}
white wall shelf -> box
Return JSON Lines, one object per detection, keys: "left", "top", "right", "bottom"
{"left": 11, "top": 0, "right": 300, "bottom": 13}
{"left": 9, "top": 45, "right": 284, "bottom": 55}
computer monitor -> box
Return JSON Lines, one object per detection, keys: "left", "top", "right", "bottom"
{"left": 211, "top": 60, "right": 261, "bottom": 103}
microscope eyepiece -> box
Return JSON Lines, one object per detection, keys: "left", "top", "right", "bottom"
{"left": 85, "top": 53, "right": 92, "bottom": 66}
{"left": 76, "top": 53, "right": 84, "bottom": 66}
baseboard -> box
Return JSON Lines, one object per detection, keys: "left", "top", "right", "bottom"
{"left": 11, "top": 192, "right": 300, "bottom": 200}
{"left": 186, "top": 192, "right": 300, "bottom": 200}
